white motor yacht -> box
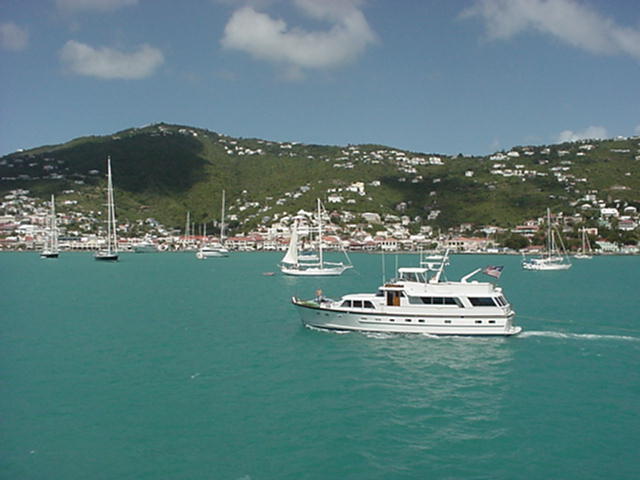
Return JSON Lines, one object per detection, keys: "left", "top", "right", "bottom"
{"left": 292, "top": 252, "right": 520, "bottom": 336}
{"left": 133, "top": 240, "right": 158, "bottom": 253}
{"left": 196, "top": 243, "right": 229, "bottom": 259}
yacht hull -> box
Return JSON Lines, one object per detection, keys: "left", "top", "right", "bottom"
{"left": 196, "top": 250, "right": 229, "bottom": 259}
{"left": 281, "top": 265, "right": 351, "bottom": 276}
{"left": 133, "top": 245, "right": 157, "bottom": 253}
{"left": 292, "top": 298, "right": 521, "bottom": 336}
{"left": 95, "top": 252, "right": 118, "bottom": 261}
{"left": 522, "top": 262, "right": 571, "bottom": 271}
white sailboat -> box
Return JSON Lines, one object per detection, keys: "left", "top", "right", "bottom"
{"left": 41, "top": 194, "right": 59, "bottom": 258}
{"left": 522, "top": 208, "right": 571, "bottom": 270}
{"left": 95, "top": 156, "right": 118, "bottom": 261}
{"left": 574, "top": 227, "right": 593, "bottom": 259}
{"left": 280, "top": 199, "right": 352, "bottom": 276}
{"left": 196, "top": 190, "right": 229, "bottom": 259}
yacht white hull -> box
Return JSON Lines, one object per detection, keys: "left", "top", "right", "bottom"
{"left": 95, "top": 251, "right": 118, "bottom": 261}
{"left": 522, "top": 261, "right": 571, "bottom": 271}
{"left": 40, "top": 251, "right": 59, "bottom": 258}
{"left": 292, "top": 298, "right": 521, "bottom": 336}
{"left": 133, "top": 244, "right": 157, "bottom": 253}
{"left": 196, "top": 248, "right": 229, "bottom": 259}
{"left": 574, "top": 254, "right": 592, "bottom": 259}
{"left": 281, "top": 264, "right": 352, "bottom": 276}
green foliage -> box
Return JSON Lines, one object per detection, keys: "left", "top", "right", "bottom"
{"left": 2, "top": 124, "right": 638, "bottom": 233}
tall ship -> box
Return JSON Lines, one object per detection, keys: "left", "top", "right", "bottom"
{"left": 41, "top": 194, "right": 59, "bottom": 258}
{"left": 95, "top": 156, "right": 118, "bottom": 261}
{"left": 280, "top": 199, "right": 352, "bottom": 276}
{"left": 291, "top": 252, "right": 520, "bottom": 336}
{"left": 522, "top": 209, "right": 571, "bottom": 271}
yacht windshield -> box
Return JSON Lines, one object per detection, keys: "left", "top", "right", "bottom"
{"left": 400, "top": 271, "right": 426, "bottom": 283}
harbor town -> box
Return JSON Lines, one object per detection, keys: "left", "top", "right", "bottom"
{"left": 2, "top": 188, "right": 638, "bottom": 255}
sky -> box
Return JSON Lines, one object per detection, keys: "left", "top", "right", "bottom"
{"left": 1, "top": 0, "right": 639, "bottom": 157}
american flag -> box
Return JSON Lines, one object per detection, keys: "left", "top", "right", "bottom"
{"left": 482, "top": 265, "right": 504, "bottom": 279}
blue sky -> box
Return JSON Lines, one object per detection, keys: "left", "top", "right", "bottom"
{"left": 1, "top": 0, "right": 639, "bottom": 157}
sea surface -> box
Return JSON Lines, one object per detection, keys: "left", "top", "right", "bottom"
{"left": 1, "top": 252, "right": 639, "bottom": 480}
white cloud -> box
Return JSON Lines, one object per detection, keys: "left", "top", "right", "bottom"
{"left": 55, "top": 0, "right": 138, "bottom": 11}
{"left": 557, "top": 126, "right": 608, "bottom": 143}
{"left": 221, "top": 0, "right": 376, "bottom": 75}
{"left": 0, "top": 22, "right": 28, "bottom": 51}
{"left": 463, "top": 0, "right": 640, "bottom": 60}
{"left": 59, "top": 40, "right": 164, "bottom": 79}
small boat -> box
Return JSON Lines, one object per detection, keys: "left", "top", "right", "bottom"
{"left": 197, "top": 190, "right": 229, "bottom": 259}
{"left": 41, "top": 194, "right": 59, "bottom": 258}
{"left": 95, "top": 156, "right": 118, "bottom": 262}
{"left": 280, "top": 199, "right": 352, "bottom": 276}
{"left": 522, "top": 209, "right": 571, "bottom": 271}
{"left": 132, "top": 240, "right": 158, "bottom": 253}
{"left": 291, "top": 250, "right": 520, "bottom": 336}
{"left": 574, "top": 227, "right": 593, "bottom": 259}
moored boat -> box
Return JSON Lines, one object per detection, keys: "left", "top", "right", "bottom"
{"left": 292, "top": 252, "right": 520, "bottom": 336}
{"left": 522, "top": 208, "right": 571, "bottom": 271}
{"left": 280, "top": 199, "right": 352, "bottom": 276}
{"left": 41, "top": 194, "right": 59, "bottom": 258}
{"left": 574, "top": 227, "right": 593, "bottom": 259}
{"left": 95, "top": 156, "right": 118, "bottom": 262}
{"left": 132, "top": 240, "right": 158, "bottom": 253}
{"left": 196, "top": 190, "right": 230, "bottom": 259}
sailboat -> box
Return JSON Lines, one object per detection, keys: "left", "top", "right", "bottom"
{"left": 574, "top": 227, "right": 593, "bottom": 259}
{"left": 41, "top": 194, "right": 59, "bottom": 258}
{"left": 196, "top": 190, "right": 229, "bottom": 258}
{"left": 522, "top": 208, "right": 571, "bottom": 270}
{"left": 280, "top": 199, "right": 352, "bottom": 276}
{"left": 95, "top": 156, "right": 118, "bottom": 261}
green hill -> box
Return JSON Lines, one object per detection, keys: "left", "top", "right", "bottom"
{"left": 1, "top": 123, "right": 638, "bottom": 233}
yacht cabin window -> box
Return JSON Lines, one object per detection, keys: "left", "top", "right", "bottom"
{"left": 409, "top": 296, "right": 462, "bottom": 306}
{"left": 341, "top": 300, "right": 376, "bottom": 309}
{"left": 468, "top": 297, "right": 497, "bottom": 307}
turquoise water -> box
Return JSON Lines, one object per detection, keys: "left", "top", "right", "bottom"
{"left": 1, "top": 252, "right": 639, "bottom": 480}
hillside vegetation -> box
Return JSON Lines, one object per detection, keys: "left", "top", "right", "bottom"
{"left": 1, "top": 123, "right": 639, "bottom": 232}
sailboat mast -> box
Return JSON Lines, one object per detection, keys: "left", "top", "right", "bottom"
{"left": 546, "top": 208, "right": 552, "bottom": 259}
{"left": 110, "top": 159, "right": 118, "bottom": 253}
{"left": 106, "top": 156, "right": 114, "bottom": 253}
{"left": 317, "top": 199, "right": 324, "bottom": 267}
{"left": 221, "top": 190, "right": 226, "bottom": 244}
{"left": 185, "top": 211, "right": 190, "bottom": 246}
{"left": 51, "top": 194, "right": 58, "bottom": 252}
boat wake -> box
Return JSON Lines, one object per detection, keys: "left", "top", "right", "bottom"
{"left": 519, "top": 331, "right": 639, "bottom": 342}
